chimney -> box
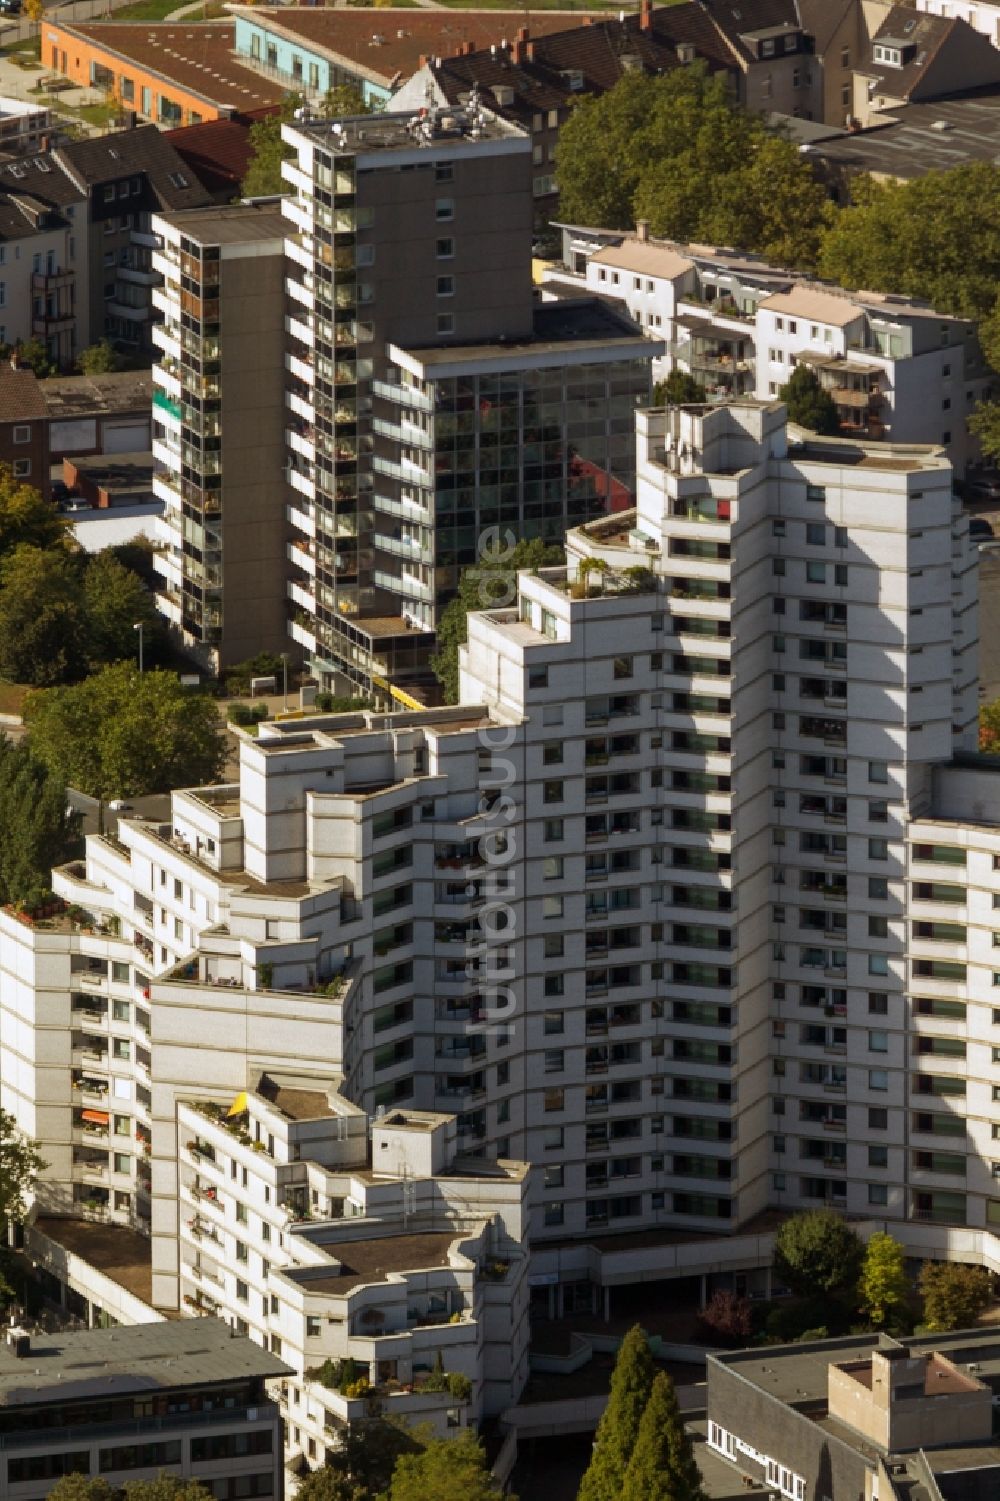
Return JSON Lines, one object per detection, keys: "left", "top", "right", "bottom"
{"left": 419, "top": 52, "right": 427, "bottom": 68}
{"left": 526, "top": 40, "right": 535, "bottom": 60}
{"left": 636, "top": 218, "right": 649, "bottom": 242}
{"left": 583, "top": 15, "right": 593, "bottom": 24}
{"left": 516, "top": 25, "right": 528, "bottom": 41}
{"left": 640, "top": 0, "right": 652, "bottom": 29}
{"left": 512, "top": 36, "right": 525, "bottom": 63}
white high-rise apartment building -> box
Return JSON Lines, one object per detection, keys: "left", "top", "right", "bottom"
{"left": 544, "top": 230, "right": 990, "bottom": 474}
{"left": 6, "top": 394, "right": 1000, "bottom": 1353}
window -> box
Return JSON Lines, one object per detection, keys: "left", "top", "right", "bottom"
{"left": 12, "top": 459, "right": 29, "bottom": 478}
{"left": 544, "top": 818, "right": 563, "bottom": 842}
{"left": 869, "top": 1107, "right": 888, "bottom": 1129}
{"left": 113, "top": 1152, "right": 130, "bottom": 1174}
{"left": 435, "top": 198, "right": 454, "bottom": 220}
{"left": 543, "top": 855, "right": 564, "bottom": 880}
{"left": 806, "top": 523, "right": 826, "bottom": 545}
{"left": 869, "top": 1030, "right": 888, "bottom": 1053}
{"left": 113, "top": 1039, "right": 130, "bottom": 1061}
{"left": 436, "top": 237, "right": 454, "bottom": 259}
{"left": 542, "top": 741, "right": 563, "bottom": 765}
{"left": 112, "top": 999, "right": 130, "bottom": 1022}
{"left": 544, "top": 1088, "right": 564, "bottom": 1112}
{"left": 435, "top": 162, "right": 454, "bottom": 182}
{"left": 806, "top": 562, "right": 826, "bottom": 583}
{"left": 869, "top": 761, "right": 889, "bottom": 783}
{"left": 868, "top": 1183, "right": 888, "bottom": 1206}
{"left": 543, "top": 781, "right": 563, "bottom": 804}
{"left": 436, "top": 313, "right": 454, "bottom": 335}
{"left": 12, "top": 424, "right": 29, "bottom": 444}
{"left": 543, "top": 896, "right": 563, "bottom": 919}
{"left": 529, "top": 667, "right": 549, "bottom": 689}
{"left": 543, "top": 1010, "right": 563, "bottom": 1035}
{"left": 869, "top": 1069, "right": 889, "bottom": 1091}
{"left": 436, "top": 275, "right": 454, "bottom": 297}
{"left": 869, "top": 1145, "right": 888, "bottom": 1167}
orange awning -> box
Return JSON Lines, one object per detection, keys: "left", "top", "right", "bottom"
{"left": 81, "top": 1109, "right": 109, "bottom": 1125}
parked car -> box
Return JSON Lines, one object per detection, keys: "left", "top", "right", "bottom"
{"left": 969, "top": 516, "right": 994, "bottom": 540}
{"left": 957, "top": 473, "right": 1000, "bottom": 504}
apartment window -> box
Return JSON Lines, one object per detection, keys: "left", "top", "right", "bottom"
{"left": 544, "top": 818, "right": 563, "bottom": 842}
{"left": 869, "top": 1031, "right": 889, "bottom": 1053}
{"left": 544, "top": 934, "right": 564, "bottom": 957}
{"left": 869, "top": 878, "right": 888, "bottom": 899}
{"left": 12, "top": 424, "right": 30, "bottom": 444}
{"left": 868, "top": 1184, "right": 888, "bottom": 1206}
{"left": 544, "top": 1089, "right": 564, "bottom": 1112}
{"left": 542, "top": 742, "right": 563, "bottom": 766}
{"left": 869, "top": 992, "right": 888, "bottom": 1015}
{"left": 869, "top": 1069, "right": 889, "bottom": 1091}
{"left": 112, "top": 999, "right": 130, "bottom": 1021}
{"left": 543, "top": 1010, "right": 563, "bottom": 1035}
{"left": 113, "top": 1039, "right": 130, "bottom": 1061}
{"left": 869, "top": 916, "right": 888, "bottom": 937}
{"left": 435, "top": 162, "right": 454, "bottom": 181}
{"left": 543, "top": 896, "right": 563, "bottom": 919}
{"left": 869, "top": 1145, "right": 888, "bottom": 1168}
{"left": 544, "top": 1202, "right": 564, "bottom": 1226}
{"left": 806, "top": 523, "right": 826, "bottom": 545}
{"left": 436, "top": 237, "right": 454, "bottom": 258}
{"left": 806, "top": 562, "right": 826, "bottom": 583}
{"left": 12, "top": 460, "right": 29, "bottom": 478}
{"left": 436, "top": 313, "right": 454, "bottom": 335}
{"left": 869, "top": 839, "right": 889, "bottom": 860}
{"left": 435, "top": 198, "right": 454, "bottom": 220}
{"left": 869, "top": 1108, "right": 888, "bottom": 1129}
{"left": 436, "top": 275, "right": 454, "bottom": 297}
{"left": 868, "top": 761, "right": 889, "bottom": 783}
{"left": 114, "top": 1115, "right": 129, "bottom": 1135}
{"left": 543, "top": 856, "right": 564, "bottom": 880}
{"left": 613, "top": 655, "right": 633, "bottom": 679}
{"left": 529, "top": 667, "right": 549, "bottom": 688}
{"left": 543, "top": 781, "right": 563, "bottom": 804}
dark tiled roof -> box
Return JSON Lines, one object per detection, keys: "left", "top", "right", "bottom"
{"left": 56, "top": 123, "right": 212, "bottom": 210}
{"left": 0, "top": 365, "right": 46, "bottom": 424}
{"left": 859, "top": 6, "right": 1000, "bottom": 101}
{"left": 700, "top": 0, "right": 802, "bottom": 64}
{"left": 165, "top": 108, "right": 275, "bottom": 196}
{"left": 424, "top": 5, "right": 737, "bottom": 127}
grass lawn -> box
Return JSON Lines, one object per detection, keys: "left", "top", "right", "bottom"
{"left": 34, "top": 93, "right": 120, "bottom": 127}
{"left": 0, "top": 681, "right": 30, "bottom": 719}
{"left": 0, "top": 35, "right": 39, "bottom": 59}
{"left": 110, "top": 0, "right": 228, "bottom": 18}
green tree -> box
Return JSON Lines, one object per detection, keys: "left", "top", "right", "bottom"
{"left": 75, "top": 339, "right": 121, "bottom": 375}
{"left": 654, "top": 370, "right": 706, "bottom": 405}
{"left": 241, "top": 94, "right": 305, "bottom": 198}
{"left": 83, "top": 551, "right": 158, "bottom": 669}
{"left": 980, "top": 696, "right": 1000, "bottom": 752}
{"left": 0, "top": 735, "right": 79, "bottom": 905}
{"left": 773, "top": 1210, "right": 864, "bottom": 1301}
{"left": 25, "top": 664, "right": 227, "bottom": 800}
{"left": 431, "top": 536, "right": 564, "bottom": 702}
{"left": 817, "top": 163, "right": 1000, "bottom": 321}
{"left": 0, "top": 467, "right": 65, "bottom": 561}
{"left": 292, "top": 1471, "right": 355, "bottom": 1501}
{"left": 621, "top": 1370, "right": 706, "bottom": 1501}
{"left": 858, "top": 1232, "right": 910, "bottom": 1331}
{"left": 0, "top": 546, "right": 86, "bottom": 686}
{"left": 328, "top": 1418, "right": 422, "bottom": 1499}
{"left": 556, "top": 67, "right": 830, "bottom": 267}
{"left": 13, "top": 338, "right": 58, "bottom": 379}
{"left": 122, "top": 1480, "right": 215, "bottom": 1501}
{"left": 45, "top": 1477, "right": 115, "bottom": 1501}
{"left": 386, "top": 1429, "right": 504, "bottom": 1501}
{"left": 919, "top": 1261, "right": 992, "bottom": 1332}
{"left": 319, "top": 83, "right": 371, "bottom": 118}
{"left": 578, "top": 1324, "right": 655, "bottom": 1501}
{"left": 0, "top": 1106, "right": 44, "bottom": 1226}
{"left": 969, "top": 400, "right": 1000, "bottom": 465}
{"left": 779, "top": 365, "right": 840, "bottom": 436}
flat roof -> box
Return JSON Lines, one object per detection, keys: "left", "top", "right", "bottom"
{"left": 155, "top": 200, "right": 286, "bottom": 245}
{"left": 42, "top": 370, "right": 153, "bottom": 420}
{"left": 814, "top": 88, "right": 1000, "bottom": 178}
{"left": 229, "top": 6, "right": 600, "bottom": 87}
{"left": 51, "top": 22, "right": 284, "bottom": 112}
{"left": 32, "top": 1215, "right": 157, "bottom": 1309}
{"left": 289, "top": 104, "right": 523, "bottom": 154}
{"left": 0, "top": 1316, "right": 288, "bottom": 1406}
{"left": 291, "top": 1231, "right": 459, "bottom": 1294}
{"left": 258, "top": 1074, "right": 335, "bottom": 1121}
{"left": 398, "top": 297, "right": 658, "bottom": 374}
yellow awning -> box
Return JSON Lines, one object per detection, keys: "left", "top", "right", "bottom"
{"left": 227, "top": 1091, "right": 248, "bottom": 1117}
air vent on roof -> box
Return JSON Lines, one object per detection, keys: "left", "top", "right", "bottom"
{"left": 930, "top": 118, "right": 952, "bottom": 131}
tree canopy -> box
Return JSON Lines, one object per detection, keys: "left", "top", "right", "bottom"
{"left": 24, "top": 665, "right": 227, "bottom": 801}
{"left": 779, "top": 365, "right": 840, "bottom": 436}
{"left": 773, "top": 1210, "right": 864, "bottom": 1300}
{"left": 0, "top": 547, "right": 87, "bottom": 686}
{"left": 432, "top": 536, "right": 564, "bottom": 702}
{"left": 818, "top": 163, "right": 1000, "bottom": 321}
{"left": 384, "top": 1429, "right": 505, "bottom": 1501}
{"left": 0, "top": 467, "right": 65, "bottom": 561}
{"left": 578, "top": 1324, "right": 656, "bottom": 1501}
{"left": 83, "top": 551, "right": 159, "bottom": 670}
{"left": 0, "top": 735, "right": 79, "bottom": 905}
{"left": 621, "top": 1370, "right": 706, "bottom": 1501}
{"left": 654, "top": 370, "right": 706, "bottom": 405}
{"left": 556, "top": 68, "right": 830, "bottom": 268}
{"left": 47, "top": 1478, "right": 216, "bottom": 1501}
{"left": 76, "top": 339, "right": 121, "bottom": 375}
{"left": 919, "top": 1261, "right": 992, "bottom": 1332}
{"left": 858, "top": 1232, "right": 910, "bottom": 1332}
{"left": 241, "top": 94, "right": 305, "bottom": 199}
{"left": 0, "top": 1106, "right": 44, "bottom": 1228}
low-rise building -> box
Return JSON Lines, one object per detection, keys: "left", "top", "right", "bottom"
{"left": 544, "top": 227, "right": 990, "bottom": 473}
{"left": 42, "top": 370, "right": 153, "bottom": 461}
{"left": 0, "top": 1319, "right": 288, "bottom": 1501}
{"left": 853, "top": 4, "right": 1000, "bottom": 126}
{"left": 0, "top": 360, "right": 49, "bottom": 494}
{"left": 707, "top": 1330, "right": 1000, "bottom": 1500}
{"left": 0, "top": 96, "right": 56, "bottom": 156}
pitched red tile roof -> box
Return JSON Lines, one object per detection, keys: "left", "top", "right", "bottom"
{"left": 166, "top": 107, "right": 276, "bottom": 196}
